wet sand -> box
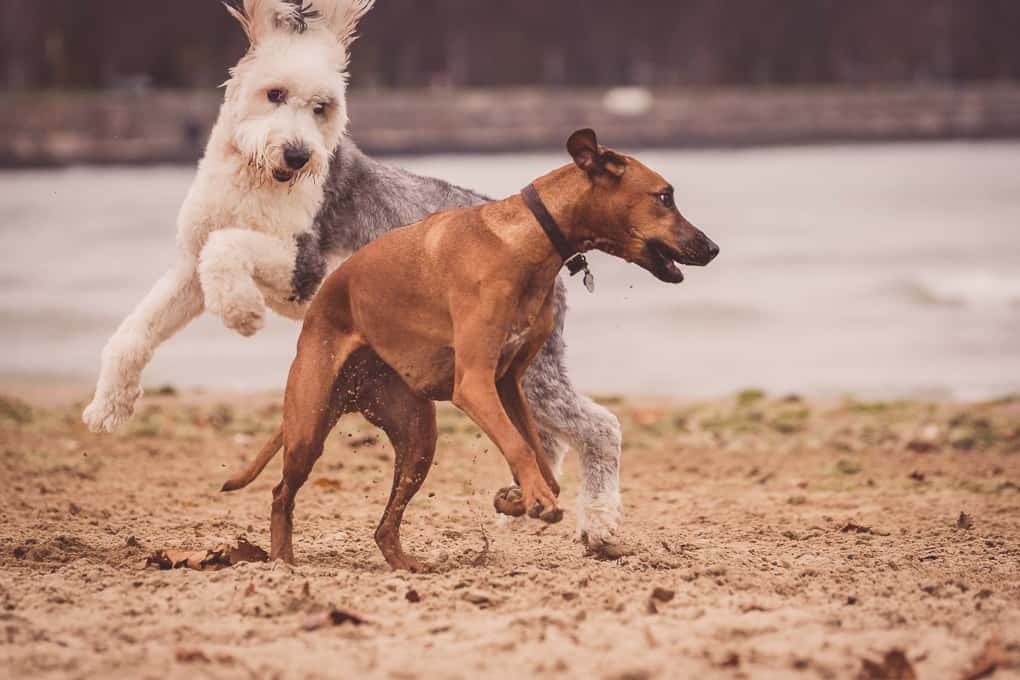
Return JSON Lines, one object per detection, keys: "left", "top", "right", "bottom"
{"left": 2, "top": 387, "right": 1019, "bottom": 679}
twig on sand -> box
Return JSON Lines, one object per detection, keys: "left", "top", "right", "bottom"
{"left": 472, "top": 520, "right": 491, "bottom": 566}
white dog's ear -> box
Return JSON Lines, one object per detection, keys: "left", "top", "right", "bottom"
{"left": 314, "top": 0, "right": 375, "bottom": 48}
{"left": 226, "top": 1, "right": 373, "bottom": 47}
{"left": 224, "top": 0, "right": 306, "bottom": 46}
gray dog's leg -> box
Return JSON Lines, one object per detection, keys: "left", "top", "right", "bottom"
{"left": 521, "top": 282, "right": 624, "bottom": 551}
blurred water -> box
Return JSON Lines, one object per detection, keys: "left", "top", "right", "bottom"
{"left": 1, "top": 142, "right": 1018, "bottom": 399}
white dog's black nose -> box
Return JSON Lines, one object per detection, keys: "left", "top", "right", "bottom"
{"left": 284, "top": 146, "right": 311, "bottom": 170}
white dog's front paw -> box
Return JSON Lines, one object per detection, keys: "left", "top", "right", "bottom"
{"left": 199, "top": 256, "right": 267, "bottom": 337}
{"left": 209, "top": 283, "right": 266, "bottom": 337}
{"left": 222, "top": 303, "right": 265, "bottom": 337}
{"left": 82, "top": 385, "right": 143, "bottom": 433}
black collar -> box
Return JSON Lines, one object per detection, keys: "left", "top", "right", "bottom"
{"left": 521, "top": 183, "right": 590, "bottom": 278}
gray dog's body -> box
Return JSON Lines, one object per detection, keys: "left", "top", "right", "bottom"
{"left": 292, "top": 137, "right": 624, "bottom": 549}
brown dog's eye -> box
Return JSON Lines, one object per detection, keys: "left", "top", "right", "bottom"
{"left": 267, "top": 89, "right": 285, "bottom": 104}
{"left": 657, "top": 192, "right": 675, "bottom": 209}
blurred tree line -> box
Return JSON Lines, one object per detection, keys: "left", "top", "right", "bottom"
{"left": 2, "top": 0, "right": 1018, "bottom": 91}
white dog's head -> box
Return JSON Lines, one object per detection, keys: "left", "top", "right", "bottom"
{"left": 222, "top": 0, "right": 374, "bottom": 184}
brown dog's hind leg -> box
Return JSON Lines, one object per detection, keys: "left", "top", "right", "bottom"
{"left": 271, "top": 330, "right": 362, "bottom": 564}
{"left": 359, "top": 362, "right": 438, "bottom": 572}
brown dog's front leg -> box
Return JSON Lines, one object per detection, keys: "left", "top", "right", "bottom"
{"left": 453, "top": 373, "right": 562, "bottom": 524}
{"left": 497, "top": 375, "right": 560, "bottom": 495}
{"left": 493, "top": 375, "right": 561, "bottom": 519}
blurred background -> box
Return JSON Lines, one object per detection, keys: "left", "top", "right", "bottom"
{"left": 1, "top": 0, "right": 1018, "bottom": 399}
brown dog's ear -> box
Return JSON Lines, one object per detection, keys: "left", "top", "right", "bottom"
{"left": 601, "top": 149, "right": 627, "bottom": 177}
{"left": 567, "top": 128, "right": 600, "bottom": 174}
{"left": 567, "top": 128, "right": 627, "bottom": 178}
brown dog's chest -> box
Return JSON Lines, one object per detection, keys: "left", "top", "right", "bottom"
{"left": 496, "top": 326, "right": 533, "bottom": 374}
{"left": 495, "top": 284, "right": 556, "bottom": 374}
{"left": 376, "top": 285, "right": 554, "bottom": 402}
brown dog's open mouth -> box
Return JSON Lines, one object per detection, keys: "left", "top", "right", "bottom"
{"left": 272, "top": 169, "right": 294, "bottom": 183}
{"left": 645, "top": 239, "right": 686, "bottom": 283}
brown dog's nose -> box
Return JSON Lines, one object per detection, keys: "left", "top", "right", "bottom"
{"left": 705, "top": 237, "right": 720, "bottom": 262}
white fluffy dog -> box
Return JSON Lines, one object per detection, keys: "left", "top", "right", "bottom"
{"left": 83, "top": 0, "right": 373, "bottom": 432}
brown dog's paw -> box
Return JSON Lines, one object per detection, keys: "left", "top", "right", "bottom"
{"left": 539, "top": 506, "right": 564, "bottom": 524}
{"left": 527, "top": 502, "right": 564, "bottom": 524}
{"left": 493, "top": 486, "right": 526, "bottom": 517}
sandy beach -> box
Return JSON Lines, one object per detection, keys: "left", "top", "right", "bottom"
{"left": 2, "top": 386, "right": 1018, "bottom": 679}
{"left": 5, "top": 4, "right": 1020, "bottom": 678}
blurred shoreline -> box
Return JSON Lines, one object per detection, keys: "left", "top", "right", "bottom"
{"left": 2, "top": 143, "right": 1018, "bottom": 401}
{"left": 4, "top": 84, "right": 1020, "bottom": 167}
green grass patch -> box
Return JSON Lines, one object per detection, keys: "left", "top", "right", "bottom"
{"left": 948, "top": 413, "right": 1000, "bottom": 449}
{"left": 735, "top": 388, "right": 766, "bottom": 407}
{"left": 979, "top": 394, "right": 1020, "bottom": 407}
{"left": 843, "top": 398, "right": 913, "bottom": 414}
{"left": 0, "top": 395, "right": 33, "bottom": 424}
{"left": 835, "top": 458, "right": 862, "bottom": 475}
{"left": 699, "top": 410, "right": 763, "bottom": 436}
{"left": 771, "top": 406, "right": 811, "bottom": 434}
{"left": 123, "top": 409, "right": 163, "bottom": 438}
{"left": 148, "top": 383, "right": 179, "bottom": 397}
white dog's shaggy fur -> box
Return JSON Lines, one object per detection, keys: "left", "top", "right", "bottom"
{"left": 83, "top": 0, "right": 373, "bottom": 432}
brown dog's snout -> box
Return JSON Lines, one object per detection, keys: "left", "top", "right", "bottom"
{"left": 676, "top": 224, "right": 719, "bottom": 267}
{"left": 642, "top": 224, "right": 719, "bottom": 284}
{"left": 697, "top": 234, "right": 720, "bottom": 265}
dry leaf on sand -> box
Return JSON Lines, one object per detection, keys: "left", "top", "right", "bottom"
{"left": 650, "top": 587, "right": 675, "bottom": 603}
{"left": 224, "top": 537, "right": 269, "bottom": 564}
{"left": 175, "top": 648, "right": 211, "bottom": 664}
{"left": 859, "top": 649, "right": 916, "bottom": 680}
{"left": 144, "top": 537, "right": 268, "bottom": 571}
{"left": 841, "top": 522, "right": 890, "bottom": 536}
{"left": 960, "top": 636, "right": 1020, "bottom": 680}
{"left": 303, "top": 608, "right": 370, "bottom": 631}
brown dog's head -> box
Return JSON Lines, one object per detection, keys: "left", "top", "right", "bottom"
{"left": 567, "top": 128, "right": 718, "bottom": 283}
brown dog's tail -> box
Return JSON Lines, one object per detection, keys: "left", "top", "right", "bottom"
{"left": 221, "top": 425, "right": 283, "bottom": 492}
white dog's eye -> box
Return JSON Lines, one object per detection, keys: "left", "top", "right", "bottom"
{"left": 267, "top": 88, "right": 286, "bottom": 104}
{"left": 313, "top": 103, "right": 327, "bottom": 116}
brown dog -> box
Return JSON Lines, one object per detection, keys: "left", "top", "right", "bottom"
{"left": 222, "top": 128, "right": 718, "bottom": 570}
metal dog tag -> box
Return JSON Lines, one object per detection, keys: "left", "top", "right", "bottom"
{"left": 583, "top": 270, "right": 595, "bottom": 293}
